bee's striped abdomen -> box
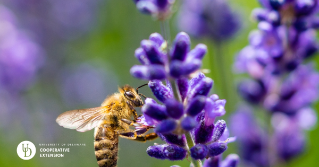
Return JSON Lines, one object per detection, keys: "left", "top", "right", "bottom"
{"left": 94, "top": 124, "right": 119, "bottom": 167}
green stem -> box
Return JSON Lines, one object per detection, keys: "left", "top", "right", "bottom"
{"left": 186, "top": 133, "right": 202, "bottom": 167}
{"left": 212, "top": 41, "right": 232, "bottom": 110}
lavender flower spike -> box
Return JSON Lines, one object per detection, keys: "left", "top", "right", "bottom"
{"left": 233, "top": 0, "right": 319, "bottom": 165}
{"left": 220, "top": 154, "right": 240, "bottom": 167}
{"left": 178, "top": 0, "right": 240, "bottom": 41}
{"left": 131, "top": 32, "right": 237, "bottom": 165}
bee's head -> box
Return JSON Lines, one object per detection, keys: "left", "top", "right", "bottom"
{"left": 119, "top": 85, "right": 144, "bottom": 107}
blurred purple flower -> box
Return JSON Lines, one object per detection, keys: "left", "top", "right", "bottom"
{"left": 132, "top": 0, "right": 174, "bottom": 20}
{"left": 2, "top": 0, "right": 100, "bottom": 41}
{"left": 177, "top": 0, "right": 241, "bottom": 41}
{"left": 230, "top": 106, "right": 269, "bottom": 167}
{"left": 203, "top": 154, "right": 240, "bottom": 167}
{"left": 0, "top": 5, "right": 44, "bottom": 92}
{"left": 271, "top": 112, "right": 306, "bottom": 161}
{"left": 58, "top": 62, "right": 118, "bottom": 108}
{"left": 233, "top": 0, "right": 319, "bottom": 165}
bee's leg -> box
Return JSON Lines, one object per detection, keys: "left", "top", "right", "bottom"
{"left": 121, "top": 118, "right": 142, "bottom": 127}
{"left": 133, "top": 110, "right": 139, "bottom": 120}
{"left": 138, "top": 93, "right": 147, "bottom": 99}
{"left": 126, "top": 101, "right": 139, "bottom": 120}
{"left": 118, "top": 128, "right": 158, "bottom": 142}
{"left": 134, "top": 133, "right": 158, "bottom": 142}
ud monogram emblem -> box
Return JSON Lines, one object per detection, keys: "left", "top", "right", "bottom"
{"left": 17, "top": 141, "right": 36, "bottom": 160}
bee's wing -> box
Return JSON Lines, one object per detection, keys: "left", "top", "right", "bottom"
{"left": 56, "top": 106, "right": 109, "bottom": 132}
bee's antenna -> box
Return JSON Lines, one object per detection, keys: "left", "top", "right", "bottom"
{"left": 136, "top": 83, "right": 148, "bottom": 94}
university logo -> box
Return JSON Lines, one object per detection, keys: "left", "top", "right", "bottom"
{"left": 17, "top": 141, "right": 36, "bottom": 160}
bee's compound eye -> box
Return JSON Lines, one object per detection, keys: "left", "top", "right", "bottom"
{"left": 125, "top": 91, "right": 135, "bottom": 98}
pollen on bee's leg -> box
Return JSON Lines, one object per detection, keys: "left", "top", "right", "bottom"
{"left": 121, "top": 118, "right": 143, "bottom": 127}
{"left": 119, "top": 131, "right": 137, "bottom": 139}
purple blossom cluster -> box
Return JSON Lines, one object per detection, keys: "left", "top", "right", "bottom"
{"left": 232, "top": 0, "right": 319, "bottom": 165}
{"left": 2, "top": 0, "right": 99, "bottom": 41}
{"left": 0, "top": 5, "right": 44, "bottom": 92}
{"left": 132, "top": 0, "right": 174, "bottom": 20}
{"left": 177, "top": 0, "right": 240, "bottom": 41}
{"left": 131, "top": 32, "right": 238, "bottom": 165}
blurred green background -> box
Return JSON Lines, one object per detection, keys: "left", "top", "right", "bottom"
{"left": 1, "top": 0, "right": 318, "bottom": 166}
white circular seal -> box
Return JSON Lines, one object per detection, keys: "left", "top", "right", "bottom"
{"left": 17, "top": 141, "right": 36, "bottom": 160}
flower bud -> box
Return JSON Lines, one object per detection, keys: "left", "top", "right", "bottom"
{"left": 141, "top": 40, "right": 165, "bottom": 64}
{"left": 269, "top": 0, "right": 285, "bottom": 11}
{"left": 155, "top": 119, "right": 177, "bottom": 133}
{"left": 190, "top": 144, "right": 208, "bottom": 160}
{"left": 159, "top": 133, "right": 186, "bottom": 146}
{"left": 181, "top": 116, "right": 198, "bottom": 131}
{"left": 208, "top": 142, "right": 228, "bottom": 157}
{"left": 186, "top": 95, "right": 206, "bottom": 116}
{"left": 171, "top": 32, "right": 190, "bottom": 61}
{"left": 189, "top": 72, "right": 206, "bottom": 90}
{"left": 203, "top": 156, "right": 220, "bottom": 167}
{"left": 149, "top": 80, "right": 173, "bottom": 103}
{"left": 149, "top": 33, "right": 165, "bottom": 47}
{"left": 136, "top": 1, "right": 157, "bottom": 14}
{"left": 165, "top": 99, "right": 184, "bottom": 119}
{"left": 187, "top": 44, "right": 207, "bottom": 60}
{"left": 130, "top": 65, "right": 166, "bottom": 80}
{"left": 156, "top": 0, "right": 169, "bottom": 10}
{"left": 294, "top": 0, "right": 316, "bottom": 17}
{"left": 142, "top": 102, "right": 167, "bottom": 121}
{"left": 177, "top": 78, "right": 189, "bottom": 101}
{"left": 212, "top": 120, "right": 227, "bottom": 142}
{"left": 220, "top": 154, "right": 239, "bottom": 167}
{"left": 163, "top": 145, "right": 187, "bottom": 161}
{"left": 170, "top": 59, "right": 202, "bottom": 78}
{"left": 187, "top": 77, "right": 213, "bottom": 102}
{"left": 147, "top": 144, "right": 167, "bottom": 159}
{"left": 238, "top": 79, "right": 266, "bottom": 104}
{"left": 135, "top": 48, "right": 149, "bottom": 65}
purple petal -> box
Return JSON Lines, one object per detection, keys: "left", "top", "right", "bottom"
{"left": 212, "top": 120, "right": 227, "bottom": 142}
{"left": 147, "top": 144, "right": 167, "bottom": 159}
{"left": 163, "top": 145, "right": 187, "bottom": 161}
{"left": 136, "top": 1, "right": 158, "bottom": 15}
{"left": 171, "top": 32, "right": 190, "bottom": 61}
{"left": 158, "top": 133, "right": 187, "bottom": 147}
{"left": 149, "top": 33, "right": 165, "bottom": 47}
{"left": 135, "top": 48, "right": 149, "bottom": 65}
{"left": 181, "top": 116, "right": 198, "bottom": 131}
{"left": 141, "top": 40, "right": 165, "bottom": 65}
{"left": 189, "top": 72, "right": 206, "bottom": 90}
{"left": 130, "top": 65, "right": 166, "bottom": 80}
{"left": 142, "top": 101, "right": 168, "bottom": 121}
{"left": 186, "top": 95, "right": 206, "bottom": 117}
{"left": 187, "top": 43, "right": 207, "bottom": 60}
{"left": 176, "top": 77, "right": 189, "bottom": 102}
{"left": 207, "top": 141, "right": 228, "bottom": 157}
{"left": 187, "top": 77, "right": 213, "bottom": 102}
{"left": 165, "top": 99, "right": 184, "bottom": 119}
{"left": 149, "top": 80, "right": 173, "bottom": 103}
{"left": 190, "top": 144, "right": 208, "bottom": 160}
{"left": 220, "top": 154, "right": 240, "bottom": 167}
{"left": 169, "top": 59, "right": 202, "bottom": 78}
{"left": 155, "top": 119, "right": 177, "bottom": 133}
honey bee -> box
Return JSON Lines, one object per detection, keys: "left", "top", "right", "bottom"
{"left": 56, "top": 84, "right": 157, "bottom": 167}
